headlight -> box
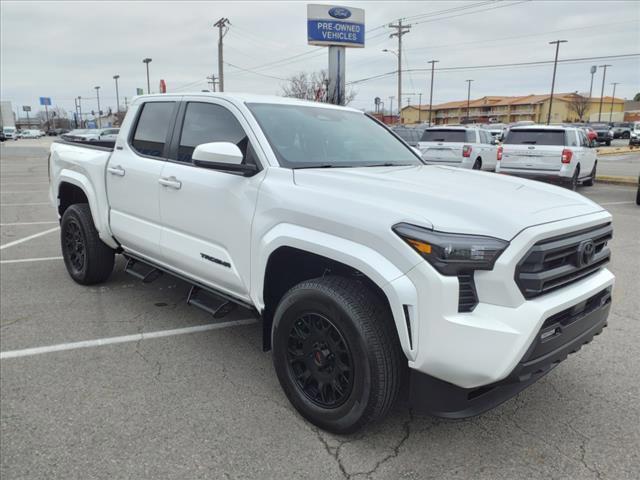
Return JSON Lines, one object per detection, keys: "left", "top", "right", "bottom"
{"left": 393, "top": 223, "right": 509, "bottom": 275}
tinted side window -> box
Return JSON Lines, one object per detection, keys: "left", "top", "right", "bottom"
{"left": 131, "top": 102, "right": 175, "bottom": 158}
{"left": 566, "top": 130, "right": 578, "bottom": 147}
{"left": 178, "top": 102, "right": 251, "bottom": 163}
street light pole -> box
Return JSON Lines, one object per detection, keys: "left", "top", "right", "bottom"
{"left": 428, "top": 60, "right": 439, "bottom": 126}
{"left": 598, "top": 64, "right": 611, "bottom": 122}
{"left": 465, "top": 79, "right": 474, "bottom": 123}
{"left": 77, "top": 96, "right": 83, "bottom": 128}
{"left": 588, "top": 65, "right": 597, "bottom": 99}
{"left": 143, "top": 58, "right": 152, "bottom": 94}
{"left": 113, "top": 75, "right": 120, "bottom": 112}
{"left": 547, "top": 40, "right": 567, "bottom": 125}
{"left": 94, "top": 86, "right": 101, "bottom": 128}
{"left": 418, "top": 93, "right": 422, "bottom": 123}
{"left": 609, "top": 82, "right": 619, "bottom": 123}
{"left": 388, "top": 96, "right": 395, "bottom": 120}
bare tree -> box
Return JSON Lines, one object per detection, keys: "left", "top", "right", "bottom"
{"left": 281, "top": 70, "right": 356, "bottom": 105}
{"left": 566, "top": 93, "right": 591, "bottom": 122}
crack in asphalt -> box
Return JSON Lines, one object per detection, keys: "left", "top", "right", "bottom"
{"left": 310, "top": 410, "right": 414, "bottom": 480}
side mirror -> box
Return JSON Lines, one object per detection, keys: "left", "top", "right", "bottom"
{"left": 192, "top": 142, "right": 257, "bottom": 176}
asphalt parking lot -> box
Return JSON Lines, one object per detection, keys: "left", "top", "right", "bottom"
{"left": 1, "top": 140, "right": 639, "bottom": 480}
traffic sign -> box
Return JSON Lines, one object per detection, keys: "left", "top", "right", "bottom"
{"left": 22, "top": 105, "right": 31, "bottom": 112}
{"left": 39, "top": 97, "right": 52, "bottom": 106}
{"left": 136, "top": 88, "right": 144, "bottom": 95}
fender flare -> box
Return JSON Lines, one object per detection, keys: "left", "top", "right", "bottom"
{"left": 253, "top": 224, "right": 419, "bottom": 359}
{"left": 56, "top": 170, "right": 118, "bottom": 249}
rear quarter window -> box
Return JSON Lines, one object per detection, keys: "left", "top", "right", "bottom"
{"left": 504, "top": 129, "right": 565, "bottom": 146}
{"left": 131, "top": 102, "right": 176, "bottom": 158}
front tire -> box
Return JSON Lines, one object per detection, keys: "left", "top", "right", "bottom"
{"left": 61, "top": 204, "right": 115, "bottom": 285}
{"left": 272, "top": 276, "right": 405, "bottom": 434}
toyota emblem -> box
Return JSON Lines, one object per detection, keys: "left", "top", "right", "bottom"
{"left": 577, "top": 239, "right": 596, "bottom": 267}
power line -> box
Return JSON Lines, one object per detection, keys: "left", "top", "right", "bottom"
{"left": 346, "top": 53, "right": 640, "bottom": 86}
{"left": 224, "top": 62, "right": 288, "bottom": 81}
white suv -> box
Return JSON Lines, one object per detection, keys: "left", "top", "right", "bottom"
{"left": 418, "top": 126, "right": 498, "bottom": 171}
{"left": 497, "top": 125, "right": 597, "bottom": 190}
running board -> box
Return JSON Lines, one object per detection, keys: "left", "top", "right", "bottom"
{"left": 187, "top": 285, "right": 237, "bottom": 319}
{"left": 124, "top": 257, "right": 163, "bottom": 283}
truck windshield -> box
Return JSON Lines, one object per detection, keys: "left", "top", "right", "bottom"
{"left": 246, "top": 103, "right": 423, "bottom": 168}
{"left": 504, "top": 129, "right": 565, "bottom": 146}
{"left": 420, "top": 129, "right": 467, "bottom": 142}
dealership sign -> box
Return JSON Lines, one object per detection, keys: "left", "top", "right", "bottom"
{"left": 307, "top": 4, "right": 365, "bottom": 48}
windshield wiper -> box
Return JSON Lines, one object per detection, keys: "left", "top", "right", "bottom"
{"left": 364, "top": 163, "right": 414, "bottom": 167}
{"left": 294, "top": 164, "right": 354, "bottom": 169}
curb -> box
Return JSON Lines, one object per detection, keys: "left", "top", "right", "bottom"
{"left": 595, "top": 175, "right": 637, "bottom": 186}
{"left": 597, "top": 147, "right": 638, "bottom": 156}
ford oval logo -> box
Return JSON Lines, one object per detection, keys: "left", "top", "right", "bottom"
{"left": 329, "top": 7, "right": 351, "bottom": 19}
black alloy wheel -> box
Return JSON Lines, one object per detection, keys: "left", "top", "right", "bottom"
{"left": 286, "top": 313, "right": 354, "bottom": 408}
{"left": 63, "top": 218, "right": 86, "bottom": 274}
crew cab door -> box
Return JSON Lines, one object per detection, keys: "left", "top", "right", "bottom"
{"left": 106, "top": 100, "right": 179, "bottom": 260}
{"left": 157, "top": 98, "right": 265, "bottom": 300}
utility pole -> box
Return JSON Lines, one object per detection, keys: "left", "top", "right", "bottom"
{"left": 77, "top": 96, "right": 83, "bottom": 128}
{"left": 389, "top": 19, "right": 411, "bottom": 120}
{"left": 207, "top": 74, "right": 218, "bottom": 92}
{"left": 547, "top": 40, "right": 567, "bottom": 125}
{"left": 465, "top": 79, "right": 474, "bottom": 123}
{"left": 609, "top": 82, "right": 619, "bottom": 123}
{"left": 94, "top": 86, "right": 101, "bottom": 128}
{"left": 113, "top": 75, "right": 120, "bottom": 112}
{"left": 427, "top": 59, "right": 439, "bottom": 126}
{"left": 74, "top": 98, "right": 79, "bottom": 128}
{"left": 142, "top": 58, "right": 152, "bottom": 94}
{"left": 214, "top": 18, "right": 230, "bottom": 92}
{"left": 418, "top": 92, "right": 422, "bottom": 123}
{"left": 598, "top": 64, "right": 611, "bottom": 122}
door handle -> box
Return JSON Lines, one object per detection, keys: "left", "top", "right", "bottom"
{"left": 107, "top": 165, "right": 125, "bottom": 176}
{"left": 158, "top": 176, "right": 182, "bottom": 190}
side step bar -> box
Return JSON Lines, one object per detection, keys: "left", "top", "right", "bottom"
{"left": 187, "top": 286, "right": 237, "bottom": 319}
{"left": 123, "top": 254, "right": 255, "bottom": 321}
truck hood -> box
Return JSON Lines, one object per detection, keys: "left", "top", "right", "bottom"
{"left": 293, "top": 165, "right": 605, "bottom": 240}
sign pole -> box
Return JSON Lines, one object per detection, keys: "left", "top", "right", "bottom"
{"left": 44, "top": 104, "right": 50, "bottom": 131}
{"left": 328, "top": 46, "right": 346, "bottom": 105}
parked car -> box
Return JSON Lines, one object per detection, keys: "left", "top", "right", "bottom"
{"left": 588, "top": 123, "right": 614, "bottom": 146}
{"left": 628, "top": 122, "right": 640, "bottom": 147}
{"left": 497, "top": 125, "right": 597, "bottom": 190}
{"left": 19, "top": 129, "right": 44, "bottom": 139}
{"left": 75, "top": 128, "right": 120, "bottom": 142}
{"left": 391, "top": 126, "right": 426, "bottom": 147}
{"left": 611, "top": 122, "right": 632, "bottom": 139}
{"left": 61, "top": 129, "right": 90, "bottom": 141}
{"left": 0, "top": 131, "right": 5, "bottom": 142}
{"left": 418, "top": 126, "right": 498, "bottom": 171}
{"left": 2, "top": 126, "right": 18, "bottom": 140}
{"left": 50, "top": 93, "right": 614, "bottom": 433}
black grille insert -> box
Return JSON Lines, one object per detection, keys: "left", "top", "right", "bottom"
{"left": 458, "top": 272, "right": 478, "bottom": 312}
{"left": 516, "top": 223, "right": 612, "bottom": 299}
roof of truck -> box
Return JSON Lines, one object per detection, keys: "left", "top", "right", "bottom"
{"left": 131, "top": 92, "right": 363, "bottom": 113}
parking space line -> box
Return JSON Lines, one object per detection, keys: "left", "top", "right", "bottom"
{"left": 599, "top": 201, "right": 635, "bottom": 206}
{"left": 1, "top": 190, "right": 49, "bottom": 193}
{"left": 0, "top": 202, "right": 50, "bottom": 206}
{"left": 0, "top": 319, "right": 258, "bottom": 359}
{"left": 0, "top": 182, "right": 49, "bottom": 186}
{"left": 0, "top": 221, "right": 58, "bottom": 226}
{"left": 0, "top": 226, "right": 59, "bottom": 250}
{"left": 1, "top": 256, "right": 62, "bottom": 264}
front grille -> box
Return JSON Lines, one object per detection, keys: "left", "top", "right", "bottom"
{"left": 516, "top": 223, "right": 612, "bottom": 299}
{"left": 458, "top": 272, "right": 478, "bottom": 312}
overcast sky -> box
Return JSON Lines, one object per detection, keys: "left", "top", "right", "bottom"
{"left": 1, "top": 0, "right": 639, "bottom": 117}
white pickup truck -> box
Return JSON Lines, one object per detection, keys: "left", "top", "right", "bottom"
{"left": 49, "top": 93, "right": 614, "bottom": 433}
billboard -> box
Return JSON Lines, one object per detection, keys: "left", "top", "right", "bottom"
{"left": 39, "top": 97, "right": 52, "bottom": 106}
{"left": 307, "top": 4, "right": 365, "bottom": 48}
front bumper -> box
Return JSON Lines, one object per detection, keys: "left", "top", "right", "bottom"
{"left": 409, "top": 287, "right": 611, "bottom": 418}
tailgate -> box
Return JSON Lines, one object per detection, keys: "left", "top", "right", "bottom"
{"left": 419, "top": 141, "right": 463, "bottom": 163}
{"left": 501, "top": 145, "right": 562, "bottom": 170}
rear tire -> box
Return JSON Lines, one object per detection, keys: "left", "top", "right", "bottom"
{"left": 583, "top": 162, "right": 596, "bottom": 187}
{"left": 61, "top": 204, "right": 115, "bottom": 285}
{"left": 272, "top": 276, "right": 405, "bottom": 434}
{"left": 567, "top": 166, "right": 580, "bottom": 191}
{"left": 606, "top": 140, "right": 611, "bottom": 146}
{"left": 472, "top": 158, "right": 482, "bottom": 170}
